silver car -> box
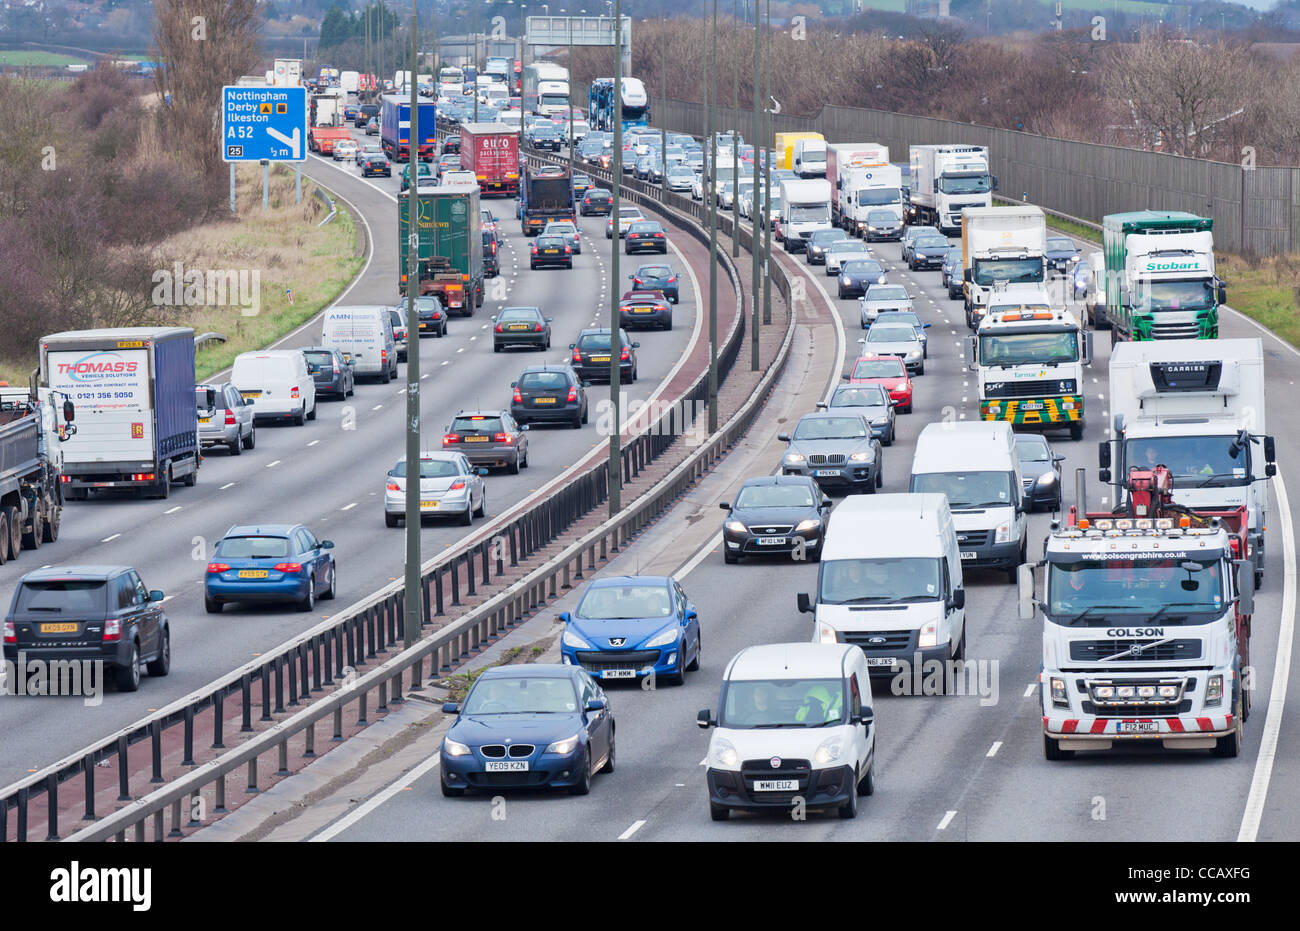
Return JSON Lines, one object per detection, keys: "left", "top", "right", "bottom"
{"left": 859, "top": 284, "right": 913, "bottom": 328}
{"left": 665, "top": 167, "right": 695, "bottom": 193}
{"left": 824, "top": 240, "right": 871, "bottom": 276}
{"left": 859, "top": 321, "right": 926, "bottom": 375}
{"left": 543, "top": 220, "right": 581, "bottom": 255}
{"left": 383, "top": 451, "right": 488, "bottom": 527}
{"left": 873, "top": 308, "right": 930, "bottom": 357}
{"left": 818, "top": 383, "right": 896, "bottom": 446}
{"left": 777, "top": 412, "right": 883, "bottom": 495}
{"left": 196, "top": 383, "right": 255, "bottom": 456}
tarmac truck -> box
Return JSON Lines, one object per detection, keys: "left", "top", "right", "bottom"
{"left": 1023, "top": 465, "right": 1256, "bottom": 760}
{"left": 964, "top": 298, "right": 1091, "bottom": 440}
{"left": 519, "top": 165, "right": 576, "bottom": 236}
{"left": 961, "top": 205, "right": 1047, "bottom": 329}
{"left": 0, "top": 384, "right": 76, "bottom": 561}
{"left": 825, "top": 143, "right": 901, "bottom": 235}
{"left": 908, "top": 144, "right": 994, "bottom": 234}
{"left": 1099, "top": 211, "right": 1223, "bottom": 341}
{"left": 1102, "top": 338, "right": 1275, "bottom": 588}
{"left": 40, "top": 327, "right": 200, "bottom": 500}
{"left": 398, "top": 181, "right": 484, "bottom": 315}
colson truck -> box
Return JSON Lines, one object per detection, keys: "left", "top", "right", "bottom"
{"left": 0, "top": 384, "right": 76, "bottom": 560}
{"left": 961, "top": 205, "right": 1047, "bottom": 328}
{"left": 519, "top": 165, "right": 576, "bottom": 236}
{"left": 964, "top": 301, "right": 1091, "bottom": 440}
{"left": 826, "top": 143, "right": 900, "bottom": 235}
{"left": 380, "top": 94, "right": 437, "bottom": 162}
{"left": 908, "top": 144, "right": 995, "bottom": 234}
{"left": 776, "top": 178, "right": 833, "bottom": 253}
{"left": 40, "top": 327, "right": 200, "bottom": 500}
{"left": 458, "top": 123, "right": 520, "bottom": 197}
{"left": 1099, "top": 211, "right": 1223, "bottom": 341}
{"left": 1023, "top": 466, "right": 1256, "bottom": 760}
{"left": 1102, "top": 338, "right": 1274, "bottom": 588}
{"left": 398, "top": 181, "right": 484, "bottom": 315}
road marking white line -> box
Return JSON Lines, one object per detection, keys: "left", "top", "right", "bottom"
{"left": 308, "top": 439, "right": 320, "bottom": 447}
{"left": 699, "top": 756, "right": 708, "bottom": 766}
{"left": 986, "top": 742, "right": 1002, "bottom": 758}
{"left": 1024, "top": 683, "right": 1037, "bottom": 698}
{"left": 163, "top": 506, "right": 182, "bottom": 515}
{"left": 101, "top": 533, "right": 120, "bottom": 543}
{"left": 937, "top": 810, "right": 957, "bottom": 831}
{"left": 267, "top": 460, "right": 281, "bottom": 468}
{"left": 341, "top": 503, "right": 357, "bottom": 511}
{"left": 372, "top": 405, "right": 383, "bottom": 411}
{"left": 456, "top": 348, "right": 465, "bottom": 353}
{"left": 220, "top": 482, "right": 236, "bottom": 490}
{"left": 618, "top": 820, "right": 646, "bottom": 840}
{"left": 311, "top": 754, "right": 442, "bottom": 842}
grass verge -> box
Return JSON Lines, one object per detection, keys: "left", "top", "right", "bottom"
{"left": 1215, "top": 254, "right": 1300, "bottom": 349}
{"left": 0, "top": 51, "right": 91, "bottom": 67}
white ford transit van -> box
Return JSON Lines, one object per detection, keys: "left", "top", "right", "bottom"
{"left": 320, "top": 305, "right": 397, "bottom": 381}
{"left": 230, "top": 350, "right": 317, "bottom": 425}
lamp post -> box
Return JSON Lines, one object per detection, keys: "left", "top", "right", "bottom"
{"left": 749, "top": 0, "right": 759, "bottom": 371}
{"left": 707, "top": 0, "right": 718, "bottom": 434}
{"left": 567, "top": 8, "right": 575, "bottom": 167}
{"left": 731, "top": 0, "right": 739, "bottom": 259}
{"left": 608, "top": 0, "right": 624, "bottom": 517}
{"left": 473, "top": 0, "right": 479, "bottom": 122}
{"left": 659, "top": 0, "right": 667, "bottom": 182}
{"left": 761, "top": 0, "right": 771, "bottom": 326}
{"left": 403, "top": 0, "right": 422, "bottom": 650}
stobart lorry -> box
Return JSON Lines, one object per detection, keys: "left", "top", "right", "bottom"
{"left": 1099, "top": 211, "right": 1223, "bottom": 341}
{"left": 1024, "top": 465, "right": 1256, "bottom": 760}
{"left": 964, "top": 295, "right": 1091, "bottom": 441}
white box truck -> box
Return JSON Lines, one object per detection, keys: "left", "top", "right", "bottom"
{"left": 273, "top": 58, "right": 302, "bottom": 87}
{"left": 1101, "top": 338, "right": 1276, "bottom": 585}
{"left": 826, "top": 143, "right": 901, "bottom": 236}
{"left": 908, "top": 144, "right": 994, "bottom": 234}
{"left": 340, "top": 70, "right": 360, "bottom": 93}
{"left": 776, "top": 178, "right": 832, "bottom": 254}
{"left": 960, "top": 205, "right": 1047, "bottom": 328}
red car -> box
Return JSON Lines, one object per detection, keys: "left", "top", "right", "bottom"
{"left": 618, "top": 290, "right": 673, "bottom": 330}
{"left": 846, "top": 355, "right": 913, "bottom": 414}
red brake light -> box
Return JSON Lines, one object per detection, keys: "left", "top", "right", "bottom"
{"left": 273, "top": 563, "right": 304, "bottom": 574}
{"left": 3, "top": 620, "right": 15, "bottom": 645}
{"left": 386, "top": 481, "right": 401, "bottom": 491}
{"left": 494, "top": 432, "right": 514, "bottom": 444}
{"left": 534, "top": 323, "right": 543, "bottom": 331}
{"left": 573, "top": 349, "right": 582, "bottom": 363}
{"left": 225, "top": 410, "right": 236, "bottom": 425}
{"left": 103, "top": 618, "right": 122, "bottom": 642}
{"left": 564, "top": 246, "right": 571, "bottom": 254}
{"left": 668, "top": 275, "right": 677, "bottom": 283}
{"left": 443, "top": 433, "right": 459, "bottom": 444}
{"left": 620, "top": 347, "right": 630, "bottom": 361}
{"left": 654, "top": 232, "right": 664, "bottom": 238}
{"left": 512, "top": 387, "right": 523, "bottom": 403}
{"left": 496, "top": 323, "right": 504, "bottom": 332}
{"left": 449, "top": 480, "right": 466, "bottom": 491}
{"left": 291, "top": 386, "right": 300, "bottom": 399}
{"left": 566, "top": 386, "right": 578, "bottom": 402}
{"left": 206, "top": 562, "right": 230, "bottom": 574}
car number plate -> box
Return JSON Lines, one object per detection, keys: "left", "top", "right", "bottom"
{"left": 1019, "top": 401, "right": 1044, "bottom": 411}
{"left": 754, "top": 779, "right": 798, "bottom": 792}
{"left": 544, "top": 249, "right": 559, "bottom": 254}
{"left": 1117, "top": 721, "right": 1159, "bottom": 735}
{"left": 865, "top": 657, "right": 898, "bottom": 667}
{"left": 590, "top": 355, "right": 610, "bottom": 363}
{"left": 40, "top": 622, "right": 78, "bottom": 634}
{"left": 632, "top": 307, "right": 653, "bottom": 314}
{"left": 601, "top": 669, "right": 637, "bottom": 679}
{"left": 960, "top": 551, "right": 977, "bottom": 560}
{"left": 198, "top": 417, "right": 211, "bottom": 424}
{"left": 240, "top": 391, "right": 261, "bottom": 399}
{"left": 464, "top": 436, "right": 489, "bottom": 442}
{"left": 533, "top": 397, "right": 556, "bottom": 404}
{"left": 484, "top": 761, "right": 530, "bottom": 772}
{"left": 421, "top": 500, "right": 438, "bottom": 509}
{"left": 238, "top": 570, "right": 269, "bottom": 578}
{"left": 508, "top": 325, "right": 529, "bottom": 330}
{"left": 756, "top": 536, "right": 787, "bottom": 546}
{"left": 814, "top": 469, "right": 840, "bottom": 477}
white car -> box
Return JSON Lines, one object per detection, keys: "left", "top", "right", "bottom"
{"left": 543, "top": 220, "right": 582, "bottom": 254}
{"left": 333, "top": 139, "right": 359, "bottom": 161}
{"left": 605, "top": 205, "right": 645, "bottom": 239}
{"left": 824, "top": 241, "right": 872, "bottom": 276}
{"left": 691, "top": 171, "right": 706, "bottom": 201}
{"left": 699, "top": 643, "right": 876, "bottom": 821}
{"left": 859, "top": 284, "right": 913, "bottom": 328}
{"left": 383, "top": 451, "right": 487, "bottom": 527}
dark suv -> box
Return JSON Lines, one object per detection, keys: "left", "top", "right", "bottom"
{"left": 511, "top": 365, "right": 589, "bottom": 428}
{"left": 3, "top": 566, "right": 170, "bottom": 692}
{"left": 569, "top": 328, "right": 639, "bottom": 384}
{"left": 443, "top": 411, "right": 530, "bottom": 473}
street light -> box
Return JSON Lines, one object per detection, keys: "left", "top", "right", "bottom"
{"left": 403, "top": 0, "right": 422, "bottom": 650}
{"left": 609, "top": 0, "right": 624, "bottom": 517}
{"left": 707, "top": 0, "right": 718, "bottom": 434}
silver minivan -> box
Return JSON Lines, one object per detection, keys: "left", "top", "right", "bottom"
{"left": 196, "top": 383, "right": 256, "bottom": 455}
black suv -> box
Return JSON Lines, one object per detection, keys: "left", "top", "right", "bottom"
{"left": 580, "top": 189, "right": 613, "bottom": 216}
{"left": 3, "top": 566, "right": 170, "bottom": 692}
{"left": 569, "top": 328, "right": 639, "bottom": 383}
{"left": 483, "top": 229, "right": 501, "bottom": 278}
{"left": 511, "top": 364, "right": 589, "bottom": 428}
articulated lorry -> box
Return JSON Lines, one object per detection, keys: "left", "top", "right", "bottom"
{"left": 1099, "top": 211, "right": 1223, "bottom": 341}
{"left": 826, "top": 143, "right": 900, "bottom": 235}
{"left": 40, "top": 327, "right": 199, "bottom": 500}
{"left": 1025, "top": 466, "right": 1256, "bottom": 760}
{"left": 380, "top": 94, "right": 437, "bottom": 162}
{"left": 961, "top": 205, "right": 1047, "bottom": 328}
{"left": 398, "top": 181, "right": 484, "bottom": 315}
{"left": 0, "top": 384, "right": 76, "bottom": 561}
{"left": 458, "top": 123, "right": 520, "bottom": 197}
{"left": 908, "top": 144, "right": 994, "bottom": 234}
{"left": 964, "top": 299, "right": 1090, "bottom": 440}
{"left": 1102, "top": 338, "right": 1274, "bottom": 587}
{"left": 519, "top": 165, "right": 576, "bottom": 236}
{"left": 776, "top": 178, "right": 832, "bottom": 253}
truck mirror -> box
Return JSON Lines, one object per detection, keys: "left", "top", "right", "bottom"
{"left": 1098, "top": 441, "right": 1110, "bottom": 469}
{"left": 1264, "top": 435, "right": 1276, "bottom": 463}
{"left": 1017, "top": 565, "right": 1036, "bottom": 621}
{"left": 991, "top": 175, "right": 999, "bottom": 191}
{"left": 932, "top": 180, "right": 939, "bottom": 193}
{"left": 1217, "top": 281, "right": 1227, "bottom": 305}
{"left": 963, "top": 335, "right": 977, "bottom": 370}
{"left": 62, "top": 399, "right": 74, "bottom": 423}
{"left": 1235, "top": 559, "right": 1255, "bottom": 615}
{"left": 1081, "top": 331, "right": 1092, "bottom": 366}
{"left": 1099, "top": 468, "right": 1111, "bottom": 483}
{"left": 963, "top": 268, "right": 971, "bottom": 282}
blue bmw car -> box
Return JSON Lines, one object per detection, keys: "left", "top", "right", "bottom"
{"left": 559, "top": 575, "right": 701, "bottom": 685}
{"left": 440, "top": 665, "right": 615, "bottom": 796}
{"left": 204, "top": 523, "right": 336, "bottom": 613}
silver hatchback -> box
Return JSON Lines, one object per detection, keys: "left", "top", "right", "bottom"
{"left": 196, "top": 383, "right": 256, "bottom": 456}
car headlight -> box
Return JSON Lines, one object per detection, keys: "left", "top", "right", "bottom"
{"left": 724, "top": 519, "right": 747, "bottom": 534}
{"left": 868, "top": 226, "right": 878, "bottom": 231}
{"left": 443, "top": 737, "right": 472, "bottom": 757}
{"left": 794, "top": 518, "right": 821, "bottom": 535}
{"left": 562, "top": 628, "right": 591, "bottom": 649}
{"left": 994, "top": 521, "right": 1012, "bottom": 544}
{"left": 817, "top": 623, "right": 838, "bottom": 644}
{"left": 784, "top": 452, "right": 806, "bottom": 464}
{"left": 1205, "top": 674, "right": 1224, "bottom": 706}
{"left": 545, "top": 734, "right": 581, "bottom": 755}
{"left": 877, "top": 276, "right": 887, "bottom": 284}
{"left": 1050, "top": 677, "right": 1069, "bottom": 707}
{"left": 710, "top": 737, "right": 740, "bottom": 769}
{"left": 1036, "top": 471, "right": 1057, "bottom": 486}
{"left": 813, "top": 736, "right": 844, "bottom": 766}
{"left": 907, "top": 350, "right": 921, "bottom": 359}
{"left": 849, "top": 451, "right": 873, "bottom": 462}
{"left": 841, "top": 275, "right": 850, "bottom": 284}
{"left": 644, "top": 626, "right": 680, "bottom": 649}
{"left": 918, "top": 618, "right": 940, "bottom": 649}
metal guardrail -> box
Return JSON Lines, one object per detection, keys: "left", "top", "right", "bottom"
{"left": 193, "top": 332, "right": 227, "bottom": 352}
{"left": 314, "top": 187, "right": 337, "bottom": 226}
{"left": 0, "top": 143, "right": 765, "bottom": 843}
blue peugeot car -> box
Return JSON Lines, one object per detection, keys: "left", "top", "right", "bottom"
{"left": 559, "top": 575, "right": 701, "bottom": 685}
{"left": 204, "top": 523, "right": 336, "bottom": 613}
{"left": 440, "top": 665, "right": 615, "bottom": 796}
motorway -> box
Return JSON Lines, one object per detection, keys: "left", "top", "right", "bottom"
{"left": 314, "top": 202, "right": 1300, "bottom": 842}
{"left": 0, "top": 128, "right": 720, "bottom": 787}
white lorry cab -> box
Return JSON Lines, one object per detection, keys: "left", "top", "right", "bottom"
{"left": 909, "top": 421, "right": 1027, "bottom": 582}
{"left": 698, "top": 642, "right": 875, "bottom": 821}
{"left": 797, "top": 494, "right": 966, "bottom": 676}
{"left": 231, "top": 350, "right": 317, "bottom": 426}
{"left": 320, "top": 305, "right": 397, "bottom": 382}
{"left": 776, "top": 178, "right": 833, "bottom": 254}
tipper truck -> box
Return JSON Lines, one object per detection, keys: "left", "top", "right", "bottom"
{"left": 1100, "top": 211, "right": 1223, "bottom": 341}
{"left": 1101, "top": 338, "right": 1274, "bottom": 587}
{"left": 826, "top": 143, "right": 901, "bottom": 236}
{"left": 380, "top": 94, "right": 437, "bottom": 162}
{"left": 961, "top": 205, "right": 1047, "bottom": 329}
{"left": 0, "top": 384, "right": 76, "bottom": 560}
{"left": 458, "top": 123, "right": 520, "bottom": 197}
{"left": 1025, "top": 466, "right": 1256, "bottom": 760}
{"left": 398, "top": 181, "right": 484, "bottom": 315}
{"left": 40, "top": 327, "right": 200, "bottom": 500}
{"left": 908, "top": 144, "right": 994, "bottom": 234}
{"left": 519, "top": 165, "right": 576, "bottom": 236}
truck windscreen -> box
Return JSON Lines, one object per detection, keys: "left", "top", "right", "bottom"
{"left": 979, "top": 331, "right": 1078, "bottom": 366}
{"left": 787, "top": 204, "right": 829, "bottom": 223}
{"left": 857, "top": 188, "right": 900, "bottom": 206}
{"left": 972, "top": 258, "right": 1044, "bottom": 286}
{"left": 909, "top": 471, "right": 1014, "bottom": 510}
{"left": 1134, "top": 279, "right": 1215, "bottom": 312}
{"left": 818, "top": 557, "right": 942, "bottom": 605}
{"left": 1046, "top": 557, "right": 1224, "bottom": 624}
{"left": 938, "top": 174, "right": 990, "bottom": 195}
{"left": 1123, "top": 436, "right": 1250, "bottom": 487}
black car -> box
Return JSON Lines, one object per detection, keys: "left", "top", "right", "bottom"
{"left": 356, "top": 104, "right": 380, "bottom": 128}
{"left": 530, "top": 234, "right": 573, "bottom": 269}
{"left": 493, "top": 306, "right": 553, "bottom": 351}
{"left": 511, "top": 364, "right": 588, "bottom": 428}
{"left": 837, "top": 259, "right": 887, "bottom": 299}
{"left": 941, "top": 247, "right": 964, "bottom": 298}
{"left": 625, "top": 221, "right": 668, "bottom": 255}
{"left": 1015, "top": 434, "right": 1065, "bottom": 511}
{"left": 442, "top": 133, "right": 461, "bottom": 155}
{"left": 529, "top": 124, "right": 563, "bottom": 151}
{"left": 862, "top": 209, "right": 902, "bottom": 242}
{"left": 580, "top": 188, "right": 613, "bottom": 216}
{"left": 908, "top": 234, "right": 950, "bottom": 271}
{"left": 630, "top": 263, "right": 679, "bottom": 303}
{"left": 618, "top": 290, "right": 673, "bottom": 330}
{"left": 719, "top": 475, "right": 831, "bottom": 564}
{"left": 1045, "top": 236, "right": 1082, "bottom": 278}
{"left": 302, "top": 346, "right": 356, "bottom": 400}
{"left": 4, "top": 566, "right": 170, "bottom": 692}
{"left": 805, "top": 229, "right": 850, "bottom": 266}
{"left": 483, "top": 229, "right": 501, "bottom": 278}
{"left": 569, "top": 328, "right": 639, "bottom": 383}
{"left": 361, "top": 154, "right": 391, "bottom": 177}
{"left": 410, "top": 295, "right": 449, "bottom": 337}
{"left": 572, "top": 172, "right": 594, "bottom": 197}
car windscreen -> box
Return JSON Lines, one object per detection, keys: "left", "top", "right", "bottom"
{"left": 914, "top": 237, "right": 949, "bottom": 250}
{"left": 462, "top": 675, "right": 579, "bottom": 714}
{"left": 1047, "top": 238, "right": 1075, "bottom": 251}
{"left": 819, "top": 557, "right": 942, "bottom": 604}
{"left": 499, "top": 308, "right": 540, "bottom": 321}
{"left": 392, "top": 459, "right": 461, "bottom": 478}
{"left": 734, "top": 484, "right": 816, "bottom": 509}
{"left": 832, "top": 385, "right": 888, "bottom": 408}
{"left": 792, "top": 417, "right": 868, "bottom": 441}
{"left": 451, "top": 416, "right": 503, "bottom": 433}
{"left": 304, "top": 351, "right": 334, "bottom": 370}
{"left": 519, "top": 371, "right": 569, "bottom": 390}
{"left": 576, "top": 583, "right": 673, "bottom": 619}
{"left": 719, "top": 678, "right": 844, "bottom": 728}
{"left": 535, "top": 237, "right": 566, "bottom": 248}
{"left": 867, "top": 327, "right": 915, "bottom": 342}
{"left": 1016, "top": 437, "right": 1051, "bottom": 462}
{"left": 15, "top": 580, "right": 108, "bottom": 614}
{"left": 852, "top": 358, "right": 904, "bottom": 379}
{"left": 909, "top": 471, "right": 1014, "bottom": 509}
{"left": 215, "top": 536, "right": 292, "bottom": 559}
{"left": 628, "top": 223, "right": 661, "bottom": 234}
{"left": 866, "top": 287, "right": 908, "bottom": 302}
{"left": 841, "top": 261, "right": 882, "bottom": 276}
{"left": 866, "top": 210, "right": 897, "bottom": 223}
{"left": 578, "top": 333, "right": 615, "bottom": 351}
{"left": 638, "top": 266, "right": 671, "bottom": 279}
{"left": 829, "top": 242, "right": 868, "bottom": 254}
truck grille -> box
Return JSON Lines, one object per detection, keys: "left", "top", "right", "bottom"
{"left": 808, "top": 454, "right": 846, "bottom": 466}
{"left": 1150, "top": 322, "right": 1201, "bottom": 339}
{"left": 840, "top": 630, "right": 914, "bottom": 650}
{"left": 957, "top": 530, "right": 991, "bottom": 547}
{"left": 984, "top": 379, "right": 1077, "bottom": 399}
{"left": 1070, "top": 639, "right": 1201, "bottom": 662}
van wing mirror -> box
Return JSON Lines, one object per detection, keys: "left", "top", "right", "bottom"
{"left": 797, "top": 592, "right": 813, "bottom": 614}
{"left": 1017, "top": 564, "right": 1036, "bottom": 621}
{"left": 949, "top": 589, "right": 965, "bottom": 611}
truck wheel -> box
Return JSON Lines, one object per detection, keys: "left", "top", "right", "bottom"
{"left": 1214, "top": 699, "right": 1243, "bottom": 758}
{"left": 183, "top": 462, "right": 197, "bottom": 486}
{"left": 22, "top": 503, "right": 42, "bottom": 550}
{"left": 155, "top": 468, "right": 170, "bottom": 500}
{"left": 42, "top": 503, "right": 59, "bottom": 543}
{"left": 1069, "top": 422, "right": 1084, "bottom": 441}
{"left": 0, "top": 511, "right": 9, "bottom": 564}
{"left": 1043, "top": 734, "right": 1074, "bottom": 760}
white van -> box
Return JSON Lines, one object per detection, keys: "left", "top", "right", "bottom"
{"left": 230, "top": 350, "right": 317, "bottom": 425}
{"left": 797, "top": 494, "right": 966, "bottom": 675}
{"left": 908, "top": 421, "right": 1026, "bottom": 582}
{"left": 320, "top": 305, "right": 397, "bottom": 382}
{"left": 698, "top": 643, "right": 875, "bottom": 821}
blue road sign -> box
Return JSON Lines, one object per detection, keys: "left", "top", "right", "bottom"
{"left": 221, "top": 85, "right": 307, "bottom": 163}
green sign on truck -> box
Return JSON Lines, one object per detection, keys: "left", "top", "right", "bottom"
{"left": 398, "top": 181, "right": 483, "bottom": 315}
